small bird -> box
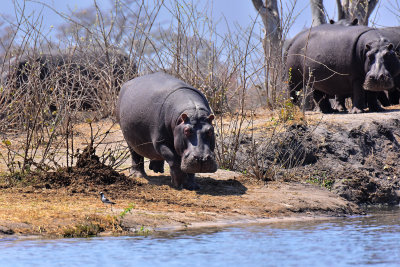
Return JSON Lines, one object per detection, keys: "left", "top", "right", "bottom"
{"left": 99, "top": 192, "right": 116, "bottom": 211}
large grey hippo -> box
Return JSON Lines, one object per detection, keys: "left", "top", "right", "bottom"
{"left": 286, "top": 24, "right": 400, "bottom": 113}
{"left": 117, "top": 72, "right": 218, "bottom": 190}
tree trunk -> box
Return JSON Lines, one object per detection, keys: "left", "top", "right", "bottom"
{"left": 337, "top": 0, "right": 378, "bottom": 25}
{"left": 310, "top": 0, "right": 327, "bottom": 26}
{"left": 251, "top": 0, "right": 282, "bottom": 106}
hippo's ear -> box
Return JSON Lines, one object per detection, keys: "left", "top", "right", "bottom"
{"left": 329, "top": 19, "right": 335, "bottom": 24}
{"left": 178, "top": 113, "right": 189, "bottom": 124}
{"left": 207, "top": 114, "right": 215, "bottom": 123}
{"left": 388, "top": 43, "right": 394, "bottom": 51}
{"left": 351, "top": 18, "right": 358, "bottom": 25}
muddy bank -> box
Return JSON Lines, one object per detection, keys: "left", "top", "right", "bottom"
{"left": 235, "top": 108, "right": 400, "bottom": 205}
{"left": 0, "top": 144, "right": 358, "bottom": 239}
{"left": 2, "top": 108, "right": 400, "bottom": 238}
{"left": 0, "top": 167, "right": 358, "bottom": 239}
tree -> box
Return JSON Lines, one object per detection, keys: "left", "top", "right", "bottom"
{"left": 310, "top": 0, "right": 326, "bottom": 26}
{"left": 251, "top": 0, "right": 282, "bottom": 106}
{"left": 337, "top": 0, "right": 378, "bottom": 25}
{"left": 309, "top": 0, "right": 379, "bottom": 26}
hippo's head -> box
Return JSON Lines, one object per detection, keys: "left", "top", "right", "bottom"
{"left": 363, "top": 39, "right": 400, "bottom": 91}
{"left": 173, "top": 112, "right": 218, "bottom": 173}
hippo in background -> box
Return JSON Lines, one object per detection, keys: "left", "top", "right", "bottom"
{"left": 1, "top": 50, "right": 136, "bottom": 110}
{"left": 117, "top": 72, "right": 218, "bottom": 190}
{"left": 286, "top": 23, "right": 400, "bottom": 113}
{"left": 327, "top": 19, "right": 400, "bottom": 110}
{"left": 283, "top": 19, "right": 359, "bottom": 112}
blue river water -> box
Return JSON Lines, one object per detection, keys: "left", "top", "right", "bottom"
{"left": 0, "top": 207, "right": 399, "bottom": 267}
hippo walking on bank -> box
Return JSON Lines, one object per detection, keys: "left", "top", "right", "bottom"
{"left": 286, "top": 24, "right": 400, "bottom": 113}
{"left": 117, "top": 72, "right": 218, "bottom": 190}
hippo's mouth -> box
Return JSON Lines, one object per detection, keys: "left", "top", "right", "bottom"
{"left": 180, "top": 153, "right": 218, "bottom": 173}
{"left": 363, "top": 75, "right": 394, "bottom": 91}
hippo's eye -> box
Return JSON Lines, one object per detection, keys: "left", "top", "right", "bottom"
{"left": 184, "top": 127, "right": 192, "bottom": 137}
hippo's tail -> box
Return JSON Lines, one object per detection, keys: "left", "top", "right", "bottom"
{"left": 115, "top": 97, "right": 121, "bottom": 123}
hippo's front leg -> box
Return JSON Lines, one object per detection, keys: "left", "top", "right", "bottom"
{"left": 366, "top": 91, "right": 385, "bottom": 112}
{"left": 169, "top": 167, "right": 188, "bottom": 189}
{"left": 185, "top": 173, "right": 200, "bottom": 190}
{"left": 157, "top": 144, "right": 190, "bottom": 189}
{"left": 351, "top": 81, "right": 366, "bottom": 114}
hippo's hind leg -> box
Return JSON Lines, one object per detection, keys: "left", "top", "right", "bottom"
{"left": 314, "top": 90, "right": 334, "bottom": 113}
{"left": 287, "top": 69, "right": 303, "bottom": 105}
{"left": 333, "top": 95, "right": 348, "bottom": 112}
{"left": 128, "top": 146, "right": 148, "bottom": 178}
{"left": 149, "top": 160, "right": 164, "bottom": 173}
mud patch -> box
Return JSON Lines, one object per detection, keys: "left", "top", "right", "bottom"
{"left": 235, "top": 115, "right": 400, "bottom": 205}
{"left": 5, "top": 145, "right": 138, "bottom": 194}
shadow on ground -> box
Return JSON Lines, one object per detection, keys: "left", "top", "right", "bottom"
{"left": 145, "top": 174, "right": 247, "bottom": 196}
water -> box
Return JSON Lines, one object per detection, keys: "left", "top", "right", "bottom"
{"left": 1, "top": 207, "right": 399, "bottom": 267}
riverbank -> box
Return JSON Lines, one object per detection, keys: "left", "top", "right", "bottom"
{"left": 0, "top": 168, "right": 358, "bottom": 239}
{"left": 1, "top": 107, "right": 400, "bottom": 239}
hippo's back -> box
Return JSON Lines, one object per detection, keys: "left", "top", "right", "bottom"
{"left": 117, "top": 72, "right": 196, "bottom": 123}
{"left": 286, "top": 24, "right": 373, "bottom": 95}
{"left": 117, "top": 72, "right": 211, "bottom": 159}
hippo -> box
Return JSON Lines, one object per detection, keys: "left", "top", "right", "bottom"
{"left": 326, "top": 19, "right": 396, "bottom": 111}
{"left": 117, "top": 72, "right": 218, "bottom": 190}
{"left": 283, "top": 20, "right": 358, "bottom": 112}
{"left": 286, "top": 24, "right": 400, "bottom": 113}
{"left": 1, "top": 51, "right": 135, "bottom": 110}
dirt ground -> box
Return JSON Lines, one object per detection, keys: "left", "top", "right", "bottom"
{"left": 2, "top": 107, "right": 400, "bottom": 239}
{"left": 234, "top": 106, "right": 400, "bottom": 205}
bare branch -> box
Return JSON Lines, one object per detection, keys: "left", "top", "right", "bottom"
{"left": 338, "top": 0, "right": 379, "bottom": 25}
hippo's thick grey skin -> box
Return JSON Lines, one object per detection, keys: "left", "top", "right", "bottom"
{"left": 117, "top": 72, "right": 218, "bottom": 190}
{"left": 286, "top": 24, "right": 400, "bottom": 114}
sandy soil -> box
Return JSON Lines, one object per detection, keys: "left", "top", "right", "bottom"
{"left": 2, "top": 107, "right": 400, "bottom": 238}
{"left": 0, "top": 168, "right": 358, "bottom": 239}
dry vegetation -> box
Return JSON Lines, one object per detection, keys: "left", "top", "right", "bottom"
{"left": 0, "top": 0, "right": 399, "bottom": 238}
{"left": 0, "top": 0, "right": 302, "bottom": 182}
